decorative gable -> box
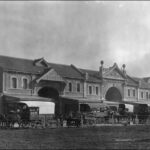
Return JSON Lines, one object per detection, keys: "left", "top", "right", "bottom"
{"left": 103, "top": 63, "right": 126, "bottom": 80}
{"left": 33, "top": 58, "right": 49, "bottom": 67}
{"left": 104, "top": 68, "right": 125, "bottom": 80}
{"left": 36, "top": 68, "right": 66, "bottom": 83}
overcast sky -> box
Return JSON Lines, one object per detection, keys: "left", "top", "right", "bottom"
{"left": 0, "top": 1, "right": 150, "bottom": 77}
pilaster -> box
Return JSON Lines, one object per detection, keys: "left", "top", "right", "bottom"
{"left": 83, "top": 81, "right": 87, "bottom": 98}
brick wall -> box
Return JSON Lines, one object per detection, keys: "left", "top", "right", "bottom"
{"left": 124, "top": 86, "right": 137, "bottom": 101}
{"left": 3, "top": 72, "right": 32, "bottom": 95}
{"left": 64, "top": 79, "right": 84, "bottom": 98}
{"left": 86, "top": 83, "right": 100, "bottom": 100}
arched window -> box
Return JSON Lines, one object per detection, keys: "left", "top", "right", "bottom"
{"left": 146, "top": 92, "right": 149, "bottom": 99}
{"left": 77, "top": 83, "right": 80, "bottom": 92}
{"left": 89, "top": 86, "right": 92, "bottom": 95}
{"left": 69, "top": 82, "right": 72, "bottom": 92}
{"left": 133, "top": 89, "right": 135, "bottom": 97}
{"left": 128, "top": 89, "right": 130, "bottom": 97}
{"left": 23, "top": 78, "right": 28, "bottom": 89}
{"left": 141, "top": 92, "right": 143, "bottom": 99}
{"left": 96, "top": 87, "right": 99, "bottom": 95}
{"left": 12, "top": 77, "right": 17, "bottom": 89}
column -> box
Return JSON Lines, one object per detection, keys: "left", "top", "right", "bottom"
{"left": 137, "top": 88, "right": 139, "bottom": 101}
{"left": 83, "top": 81, "right": 87, "bottom": 98}
{"left": 100, "top": 83, "right": 104, "bottom": 100}
{"left": 78, "top": 103, "right": 80, "bottom": 112}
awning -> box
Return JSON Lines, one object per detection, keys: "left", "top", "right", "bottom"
{"left": 103, "top": 100, "right": 120, "bottom": 105}
{"left": 122, "top": 100, "right": 150, "bottom": 106}
{"left": 21, "top": 101, "right": 55, "bottom": 114}
{"left": 60, "top": 96, "right": 103, "bottom": 104}
{"left": 3, "top": 94, "right": 55, "bottom": 103}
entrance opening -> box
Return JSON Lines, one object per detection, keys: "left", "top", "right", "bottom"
{"left": 105, "top": 87, "right": 122, "bottom": 102}
{"left": 80, "top": 104, "right": 91, "bottom": 112}
{"left": 38, "top": 87, "right": 59, "bottom": 117}
{"left": 38, "top": 87, "right": 59, "bottom": 99}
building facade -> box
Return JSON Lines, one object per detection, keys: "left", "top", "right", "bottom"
{"left": 0, "top": 55, "right": 150, "bottom": 116}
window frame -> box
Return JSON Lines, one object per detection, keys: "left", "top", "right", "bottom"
{"left": 68, "top": 82, "right": 72, "bottom": 92}
{"left": 11, "top": 76, "right": 18, "bottom": 89}
{"left": 146, "top": 92, "right": 149, "bottom": 99}
{"left": 77, "top": 82, "right": 80, "bottom": 92}
{"left": 133, "top": 89, "right": 135, "bottom": 97}
{"left": 128, "top": 89, "right": 130, "bottom": 97}
{"left": 22, "top": 77, "right": 28, "bottom": 89}
{"left": 96, "top": 86, "right": 99, "bottom": 95}
{"left": 141, "top": 91, "right": 144, "bottom": 99}
{"left": 89, "top": 86, "right": 92, "bottom": 95}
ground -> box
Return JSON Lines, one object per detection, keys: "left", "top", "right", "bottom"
{"left": 1, "top": 126, "right": 150, "bottom": 149}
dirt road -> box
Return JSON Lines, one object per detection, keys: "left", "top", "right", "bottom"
{"left": 0, "top": 126, "right": 150, "bottom": 149}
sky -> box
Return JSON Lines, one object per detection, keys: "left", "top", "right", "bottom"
{"left": 0, "top": 1, "right": 150, "bottom": 77}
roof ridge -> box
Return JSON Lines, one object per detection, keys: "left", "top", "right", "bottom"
{"left": 0, "top": 55, "right": 73, "bottom": 67}
{"left": 0, "top": 55, "right": 34, "bottom": 62}
{"left": 79, "top": 68, "right": 98, "bottom": 72}
{"left": 48, "top": 62, "right": 71, "bottom": 67}
{"left": 70, "top": 64, "right": 85, "bottom": 75}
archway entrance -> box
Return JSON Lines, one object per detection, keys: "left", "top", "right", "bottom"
{"left": 105, "top": 87, "right": 122, "bottom": 102}
{"left": 38, "top": 87, "right": 59, "bottom": 99}
{"left": 38, "top": 87, "right": 60, "bottom": 117}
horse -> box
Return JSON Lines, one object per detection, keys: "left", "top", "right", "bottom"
{"left": 0, "top": 114, "right": 7, "bottom": 128}
{"left": 5, "top": 113, "right": 22, "bottom": 128}
{"left": 112, "top": 110, "right": 136, "bottom": 124}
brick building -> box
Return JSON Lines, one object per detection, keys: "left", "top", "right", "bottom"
{"left": 0, "top": 55, "right": 150, "bottom": 117}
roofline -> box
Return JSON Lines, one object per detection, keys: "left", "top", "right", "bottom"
{"left": 4, "top": 69, "right": 41, "bottom": 75}
{"left": 70, "top": 64, "right": 85, "bottom": 75}
{"left": 0, "top": 55, "right": 145, "bottom": 82}
{"left": 0, "top": 55, "right": 34, "bottom": 62}
{"left": 127, "top": 75, "right": 139, "bottom": 84}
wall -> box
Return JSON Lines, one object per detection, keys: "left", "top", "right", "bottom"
{"left": 138, "top": 88, "right": 150, "bottom": 101}
{"left": 0, "top": 67, "right": 3, "bottom": 93}
{"left": 35, "top": 80, "right": 65, "bottom": 96}
{"left": 102, "top": 79, "right": 124, "bottom": 101}
{"left": 124, "top": 86, "right": 137, "bottom": 101}
{"left": 121, "top": 86, "right": 150, "bottom": 102}
{"left": 86, "top": 82, "right": 100, "bottom": 100}
{"left": 3, "top": 71, "right": 32, "bottom": 95}
{"left": 64, "top": 79, "right": 84, "bottom": 98}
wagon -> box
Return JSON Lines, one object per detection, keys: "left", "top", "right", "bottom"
{"left": 66, "top": 117, "right": 81, "bottom": 127}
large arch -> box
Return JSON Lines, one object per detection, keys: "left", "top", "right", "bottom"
{"left": 38, "top": 87, "right": 59, "bottom": 99}
{"left": 105, "top": 87, "right": 122, "bottom": 102}
{"left": 38, "top": 87, "right": 60, "bottom": 117}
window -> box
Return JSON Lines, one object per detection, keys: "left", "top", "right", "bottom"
{"left": 128, "top": 89, "right": 130, "bottom": 97}
{"left": 89, "top": 86, "right": 92, "bottom": 95}
{"left": 96, "top": 87, "right": 99, "bottom": 95}
{"left": 133, "top": 90, "right": 135, "bottom": 97}
{"left": 141, "top": 92, "right": 143, "bottom": 99}
{"left": 23, "top": 78, "right": 28, "bottom": 89}
{"left": 146, "top": 92, "right": 149, "bottom": 99}
{"left": 77, "top": 83, "right": 80, "bottom": 92}
{"left": 69, "top": 82, "right": 72, "bottom": 92}
{"left": 12, "top": 77, "right": 17, "bottom": 89}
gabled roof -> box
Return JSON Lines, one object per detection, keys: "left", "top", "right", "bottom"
{"left": 143, "top": 77, "right": 150, "bottom": 83}
{"left": 102, "top": 63, "right": 126, "bottom": 79}
{"left": 0, "top": 55, "right": 149, "bottom": 88}
{"left": 132, "top": 77, "right": 150, "bottom": 89}
{"left": 33, "top": 58, "right": 49, "bottom": 67}
{"left": 48, "top": 63, "right": 84, "bottom": 80}
{"left": 79, "top": 68, "right": 101, "bottom": 83}
{"left": 36, "top": 68, "right": 66, "bottom": 83}
{"left": 126, "top": 75, "right": 138, "bottom": 87}
{"left": 0, "top": 55, "right": 45, "bottom": 74}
